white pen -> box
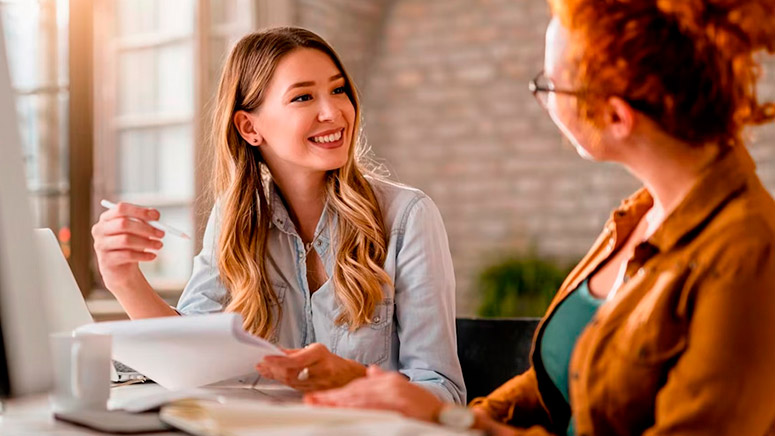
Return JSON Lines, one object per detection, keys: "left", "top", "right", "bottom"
{"left": 100, "top": 199, "right": 191, "bottom": 240}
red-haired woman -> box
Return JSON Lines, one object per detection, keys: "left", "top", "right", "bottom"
{"left": 305, "top": 1, "right": 775, "bottom": 435}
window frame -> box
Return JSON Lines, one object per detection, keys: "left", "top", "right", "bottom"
{"left": 69, "top": 0, "right": 94, "bottom": 295}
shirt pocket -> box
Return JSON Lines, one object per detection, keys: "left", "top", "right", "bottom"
{"left": 334, "top": 298, "right": 394, "bottom": 366}
{"left": 270, "top": 281, "right": 287, "bottom": 306}
{"left": 612, "top": 270, "right": 687, "bottom": 365}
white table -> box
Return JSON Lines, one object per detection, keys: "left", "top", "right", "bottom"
{"left": 0, "top": 382, "right": 472, "bottom": 436}
{"left": 0, "top": 380, "right": 302, "bottom": 435}
{"left": 1, "top": 385, "right": 177, "bottom": 435}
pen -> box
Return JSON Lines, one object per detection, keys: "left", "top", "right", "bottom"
{"left": 100, "top": 199, "right": 191, "bottom": 240}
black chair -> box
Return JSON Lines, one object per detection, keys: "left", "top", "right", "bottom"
{"left": 456, "top": 317, "right": 540, "bottom": 401}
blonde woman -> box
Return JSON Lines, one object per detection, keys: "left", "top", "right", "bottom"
{"left": 91, "top": 27, "right": 465, "bottom": 403}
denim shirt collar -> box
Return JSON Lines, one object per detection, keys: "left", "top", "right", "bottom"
{"left": 266, "top": 181, "right": 333, "bottom": 255}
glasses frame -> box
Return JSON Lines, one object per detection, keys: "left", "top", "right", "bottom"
{"left": 528, "top": 69, "right": 655, "bottom": 115}
{"left": 528, "top": 70, "right": 586, "bottom": 110}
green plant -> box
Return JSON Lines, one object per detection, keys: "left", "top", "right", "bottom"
{"left": 476, "top": 255, "right": 572, "bottom": 318}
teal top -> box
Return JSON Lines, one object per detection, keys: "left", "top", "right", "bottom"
{"left": 540, "top": 279, "right": 604, "bottom": 436}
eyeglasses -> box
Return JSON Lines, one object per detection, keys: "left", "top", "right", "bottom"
{"left": 528, "top": 70, "right": 584, "bottom": 111}
{"left": 528, "top": 69, "right": 656, "bottom": 115}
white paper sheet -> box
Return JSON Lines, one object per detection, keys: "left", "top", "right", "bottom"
{"left": 76, "top": 313, "right": 283, "bottom": 390}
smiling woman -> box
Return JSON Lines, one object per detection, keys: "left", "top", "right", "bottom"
{"left": 89, "top": 27, "right": 466, "bottom": 404}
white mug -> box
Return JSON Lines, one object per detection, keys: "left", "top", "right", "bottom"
{"left": 49, "top": 332, "right": 112, "bottom": 412}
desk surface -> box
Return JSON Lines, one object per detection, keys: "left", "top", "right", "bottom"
{"left": 1, "top": 385, "right": 178, "bottom": 435}
{"left": 0, "top": 383, "right": 469, "bottom": 436}
{"left": 0, "top": 381, "right": 305, "bottom": 435}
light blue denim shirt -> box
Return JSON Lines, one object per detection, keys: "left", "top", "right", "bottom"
{"left": 177, "top": 177, "right": 466, "bottom": 404}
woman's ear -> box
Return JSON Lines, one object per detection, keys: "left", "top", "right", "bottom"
{"left": 233, "top": 110, "right": 263, "bottom": 146}
{"left": 605, "top": 96, "right": 635, "bottom": 140}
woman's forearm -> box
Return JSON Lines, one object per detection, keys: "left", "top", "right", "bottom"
{"left": 110, "top": 270, "right": 179, "bottom": 319}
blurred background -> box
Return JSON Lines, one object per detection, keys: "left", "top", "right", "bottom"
{"left": 2, "top": 0, "right": 774, "bottom": 320}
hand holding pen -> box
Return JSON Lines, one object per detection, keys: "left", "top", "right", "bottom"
{"left": 100, "top": 200, "right": 190, "bottom": 239}
{"left": 91, "top": 200, "right": 189, "bottom": 295}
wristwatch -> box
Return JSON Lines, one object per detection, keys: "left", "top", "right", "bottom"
{"left": 437, "top": 404, "right": 476, "bottom": 430}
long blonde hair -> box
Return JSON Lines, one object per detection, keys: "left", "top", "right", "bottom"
{"left": 210, "top": 27, "right": 392, "bottom": 338}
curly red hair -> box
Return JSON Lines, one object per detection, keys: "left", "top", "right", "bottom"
{"left": 548, "top": 0, "right": 775, "bottom": 146}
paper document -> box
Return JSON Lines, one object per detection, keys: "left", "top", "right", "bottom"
{"left": 160, "top": 399, "right": 469, "bottom": 436}
{"left": 76, "top": 313, "right": 283, "bottom": 390}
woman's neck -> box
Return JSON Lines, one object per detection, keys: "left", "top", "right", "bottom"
{"left": 620, "top": 134, "right": 721, "bottom": 237}
{"left": 271, "top": 170, "right": 327, "bottom": 243}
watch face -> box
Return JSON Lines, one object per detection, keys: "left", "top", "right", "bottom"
{"left": 438, "top": 405, "right": 475, "bottom": 430}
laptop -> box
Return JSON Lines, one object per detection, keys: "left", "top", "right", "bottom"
{"left": 35, "top": 228, "right": 145, "bottom": 383}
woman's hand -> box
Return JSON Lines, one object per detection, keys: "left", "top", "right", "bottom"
{"left": 306, "top": 367, "right": 527, "bottom": 435}
{"left": 303, "top": 366, "right": 444, "bottom": 422}
{"left": 91, "top": 202, "right": 179, "bottom": 319}
{"left": 256, "top": 343, "right": 367, "bottom": 392}
{"left": 92, "top": 202, "right": 164, "bottom": 294}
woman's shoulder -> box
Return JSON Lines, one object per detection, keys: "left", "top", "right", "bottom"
{"left": 703, "top": 180, "right": 775, "bottom": 245}
{"left": 683, "top": 183, "right": 775, "bottom": 283}
{"left": 367, "top": 175, "right": 427, "bottom": 200}
{"left": 365, "top": 176, "right": 439, "bottom": 231}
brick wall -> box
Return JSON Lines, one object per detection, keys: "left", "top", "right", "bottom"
{"left": 298, "top": 0, "right": 775, "bottom": 315}
{"left": 294, "top": 0, "right": 392, "bottom": 84}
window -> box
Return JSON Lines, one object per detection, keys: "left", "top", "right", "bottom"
{"left": 93, "top": 0, "right": 256, "bottom": 297}
{"left": 0, "top": 0, "right": 70, "bottom": 253}
{"left": 1, "top": 0, "right": 287, "bottom": 308}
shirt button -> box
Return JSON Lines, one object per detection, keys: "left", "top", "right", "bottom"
{"left": 372, "top": 316, "right": 381, "bottom": 323}
{"left": 637, "top": 267, "right": 646, "bottom": 276}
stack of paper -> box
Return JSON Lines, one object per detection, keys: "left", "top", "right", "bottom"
{"left": 76, "top": 313, "right": 283, "bottom": 390}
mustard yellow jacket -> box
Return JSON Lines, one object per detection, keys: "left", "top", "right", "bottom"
{"left": 471, "top": 147, "right": 775, "bottom": 435}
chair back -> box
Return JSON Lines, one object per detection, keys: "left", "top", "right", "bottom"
{"left": 456, "top": 317, "right": 540, "bottom": 401}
